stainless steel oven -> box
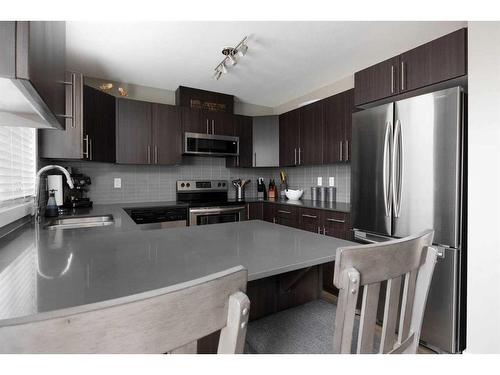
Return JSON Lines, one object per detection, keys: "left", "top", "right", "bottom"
{"left": 189, "top": 205, "right": 246, "bottom": 226}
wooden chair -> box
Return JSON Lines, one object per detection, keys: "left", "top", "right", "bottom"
{"left": 246, "top": 230, "right": 437, "bottom": 354}
{"left": 0, "top": 266, "right": 250, "bottom": 354}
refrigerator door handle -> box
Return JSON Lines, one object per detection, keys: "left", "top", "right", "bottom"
{"left": 383, "top": 121, "right": 392, "bottom": 217}
{"left": 392, "top": 119, "right": 403, "bottom": 218}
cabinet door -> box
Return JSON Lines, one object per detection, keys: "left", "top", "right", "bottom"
{"left": 299, "top": 100, "right": 323, "bottom": 165}
{"left": 39, "top": 72, "right": 84, "bottom": 159}
{"left": 275, "top": 204, "right": 299, "bottom": 228}
{"left": 247, "top": 202, "right": 263, "bottom": 220}
{"left": 263, "top": 203, "right": 275, "bottom": 223}
{"left": 152, "top": 103, "right": 182, "bottom": 165}
{"left": 354, "top": 56, "right": 400, "bottom": 106}
{"left": 84, "top": 85, "right": 116, "bottom": 163}
{"left": 116, "top": 98, "right": 152, "bottom": 164}
{"left": 279, "top": 108, "right": 300, "bottom": 167}
{"left": 207, "top": 112, "right": 234, "bottom": 136}
{"left": 323, "top": 93, "right": 345, "bottom": 164}
{"left": 227, "top": 115, "right": 252, "bottom": 168}
{"left": 343, "top": 89, "right": 354, "bottom": 162}
{"left": 299, "top": 207, "right": 322, "bottom": 234}
{"left": 181, "top": 107, "right": 206, "bottom": 134}
{"left": 322, "top": 211, "right": 350, "bottom": 239}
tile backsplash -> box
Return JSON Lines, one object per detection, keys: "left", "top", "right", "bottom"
{"left": 48, "top": 157, "right": 351, "bottom": 204}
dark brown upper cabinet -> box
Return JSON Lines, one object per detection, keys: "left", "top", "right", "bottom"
{"left": 299, "top": 100, "right": 324, "bottom": 165}
{"left": 400, "top": 28, "right": 467, "bottom": 93}
{"left": 117, "top": 98, "right": 182, "bottom": 165}
{"left": 116, "top": 98, "right": 152, "bottom": 165}
{"left": 355, "top": 28, "right": 467, "bottom": 106}
{"left": 83, "top": 85, "right": 116, "bottom": 163}
{"left": 175, "top": 86, "right": 234, "bottom": 114}
{"left": 279, "top": 108, "right": 301, "bottom": 167}
{"left": 226, "top": 115, "right": 252, "bottom": 168}
{"left": 39, "top": 77, "right": 116, "bottom": 163}
{"left": 152, "top": 104, "right": 182, "bottom": 165}
{"left": 0, "top": 21, "right": 66, "bottom": 129}
{"left": 323, "top": 93, "right": 345, "bottom": 164}
{"left": 206, "top": 111, "right": 234, "bottom": 136}
{"left": 181, "top": 107, "right": 205, "bottom": 134}
{"left": 354, "top": 56, "right": 400, "bottom": 106}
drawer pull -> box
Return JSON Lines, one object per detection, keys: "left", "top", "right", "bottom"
{"left": 302, "top": 214, "right": 317, "bottom": 219}
{"left": 278, "top": 210, "right": 291, "bottom": 214}
{"left": 326, "top": 218, "right": 345, "bottom": 223}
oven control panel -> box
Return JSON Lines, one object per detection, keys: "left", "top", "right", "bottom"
{"left": 176, "top": 180, "right": 228, "bottom": 192}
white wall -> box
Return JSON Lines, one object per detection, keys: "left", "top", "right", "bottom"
{"left": 467, "top": 21, "right": 500, "bottom": 354}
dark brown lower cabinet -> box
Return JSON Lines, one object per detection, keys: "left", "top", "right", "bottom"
{"left": 247, "top": 202, "right": 263, "bottom": 220}
{"left": 299, "top": 207, "right": 322, "bottom": 234}
{"left": 275, "top": 204, "right": 299, "bottom": 228}
{"left": 263, "top": 202, "right": 275, "bottom": 223}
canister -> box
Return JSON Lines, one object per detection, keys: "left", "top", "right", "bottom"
{"left": 327, "top": 186, "right": 337, "bottom": 202}
{"left": 311, "top": 186, "right": 320, "bottom": 201}
{"left": 319, "top": 186, "right": 327, "bottom": 202}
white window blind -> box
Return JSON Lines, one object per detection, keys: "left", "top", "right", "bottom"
{"left": 0, "top": 126, "right": 36, "bottom": 205}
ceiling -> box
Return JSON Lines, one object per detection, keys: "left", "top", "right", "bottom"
{"left": 66, "top": 21, "right": 466, "bottom": 108}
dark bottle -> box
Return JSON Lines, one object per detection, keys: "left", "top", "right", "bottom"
{"left": 45, "top": 190, "right": 59, "bottom": 217}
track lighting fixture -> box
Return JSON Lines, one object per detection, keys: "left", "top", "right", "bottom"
{"left": 212, "top": 36, "right": 248, "bottom": 80}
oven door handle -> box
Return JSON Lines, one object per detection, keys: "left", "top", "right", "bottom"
{"left": 189, "top": 206, "right": 246, "bottom": 215}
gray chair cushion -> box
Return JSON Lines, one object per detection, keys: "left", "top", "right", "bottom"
{"left": 246, "top": 299, "right": 380, "bottom": 354}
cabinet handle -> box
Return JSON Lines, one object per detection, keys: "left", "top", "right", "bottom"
{"left": 302, "top": 214, "right": 317, "bottom": 219}
{"left": 59, "top": 73, "right": 76, "bottom": 126}
{"left": 401, "top": 61, "right": 405, "bottom": 91}
{"left": 236, "top": 155, "right": 239, "bottom": 167}
{"left": 323, "top": 226, "right": 327, "bottom": 235}
{"left": 155, "top": 146, "right": 158, "bottom": 164}
{"left": 294, "top": 148, "right": 297, "bottom": 165}
{"left": 206, "top": 119, "right": 209, "bottom": 134}
{"left": 339, "top": 141, "right": 343, "bottom": 161}
{"left": 89, "top": 138, "right": 93, "bottom": 161}
{"left": 278, "top": 209, "right": 291, "bottom": 214}
{"left": 391, "top": 65, "right": 395, "bottom": 94}
{"left": 83, "top": 134, "right": 89, "bottom": 159}
{"left": 298, "top": 148, "right": 302, "bottom": 165}
{"left": 345, "top": 140, "right": 349, "bottom": 161}
{"left": 326, "top": 218, "right": 345, "bottom": 223}
{"left": 317, "top": 226, "right": 322, "bottom": 234}
{"left": 147, "top": 145, "right": 151, "bottom": 164}
{"left": 273, "top": 217, "right": 276, "bottom": 224}
{"left": 212, "top": 120, "right": 215, "bottom": 135}
{"left": 254, "top": 152, "right": 257, "bottom": 167}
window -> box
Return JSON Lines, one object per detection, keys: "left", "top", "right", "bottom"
{"left": 0, "top": 126, "right": 36, "bottom": 207}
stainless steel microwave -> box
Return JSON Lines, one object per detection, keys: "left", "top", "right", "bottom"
{"left": 184, "top": 132, "right": 239, "bottom": 157}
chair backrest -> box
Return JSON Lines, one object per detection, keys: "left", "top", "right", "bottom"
{"left": 0, "top": 266, "right": 250, "bottom": 354}
{"left": 332, "top": 230, "right": 437, "bottom": 354}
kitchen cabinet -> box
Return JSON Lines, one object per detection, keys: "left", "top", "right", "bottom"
{"left": 247, "top": 202, "right": 263, "bottom": 220}
{"left": 354, "top": 56, "right": 400, "bottom": 106}
{"left": 152, "top": 103, "right": 182, "bottom": 165}
{"left": 323, "top": 91, "right": 354, "bottom": 164}
{"left": 116, "top": 98, "right": 152, "bottom": 164}
{"left": 39, "top": 78, "right": 116, "bottom": 162}
{"left": 279, "top": 108, "right": 301, "bottom": 167}
{"left": 181, "top": 107, "right": 205, "bottom": 134}
{"left": 263, "top": 203, "right": 275, "bottom": 223}
{"left": 226, "top": 115, "right": 252, "bottom": 168}
{"left": 299, "top": 207, "right": 322, "bottom": 234}
{"left": 343, "top": 89, "right": 354, "bottom": 162}
{"left": 176, "top": 86, "right": 234, "bottom": 114}
{"left": 83, "top": 85, "right": 116, "bottom": 162}
{"left": 0, "top": 21, "right": 66, "bottom": 129}
{"left": 299, "top": 100, "right": 324, "bottom": 165}
{"left": 117, "top": 98, "right": 182, "bottom": 165}
{"left": 275, "top": 204, "right": 300, "bottom": 228}
{"left": 252, "top": 115, "right": 280, "bottom": 167}
{"left": 400, "top": 28, "right": 467, "bottom": 93}
{"left": 206, "top": 111, "right": 234, "bottom": 136}
{"left": 355, "top": 28, "right": 467, "bottom": 105}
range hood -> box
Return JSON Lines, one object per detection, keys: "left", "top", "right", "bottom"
{"left": 0, "top": 21, "right": 66, "bottom": 130}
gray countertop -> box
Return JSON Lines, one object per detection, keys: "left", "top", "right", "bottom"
{"left": 241, "top": 198, "right": 351, "bottom": 213}
{"left": 0, "top": 203, "right": 355, "bottom": 324}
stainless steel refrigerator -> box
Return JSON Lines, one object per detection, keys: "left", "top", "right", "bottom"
{"left": 351, "top": 86, "right": 466, "bottom": 353}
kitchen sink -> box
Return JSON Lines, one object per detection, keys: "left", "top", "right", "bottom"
{"left": 44, "top": 214, "right": 114, "bottom": 230}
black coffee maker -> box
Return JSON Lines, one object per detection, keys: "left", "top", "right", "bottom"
{"left": 62, "top": 169, "right": 93, "bottom": 209}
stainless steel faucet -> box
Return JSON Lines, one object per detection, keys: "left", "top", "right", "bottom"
{"left": 34, "top": 165, "right": 74, "bottom": 221}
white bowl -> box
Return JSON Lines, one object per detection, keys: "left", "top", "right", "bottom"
{"left": 285, "top": 189, "right": 303, "bottom": 201}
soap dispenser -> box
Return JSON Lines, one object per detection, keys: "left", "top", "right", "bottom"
{"left": 45, "top": 189, "right": 59, "bottom": 217}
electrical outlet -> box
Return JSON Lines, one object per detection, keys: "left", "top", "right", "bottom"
{"left": 114, "top": 178, "right": 122, "bottom": 189}
{"left": 329, "top": 177, "right": 335, "bottom": 186}
{"left": 317, "top": 177, "right": 323, "bottom": 186}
